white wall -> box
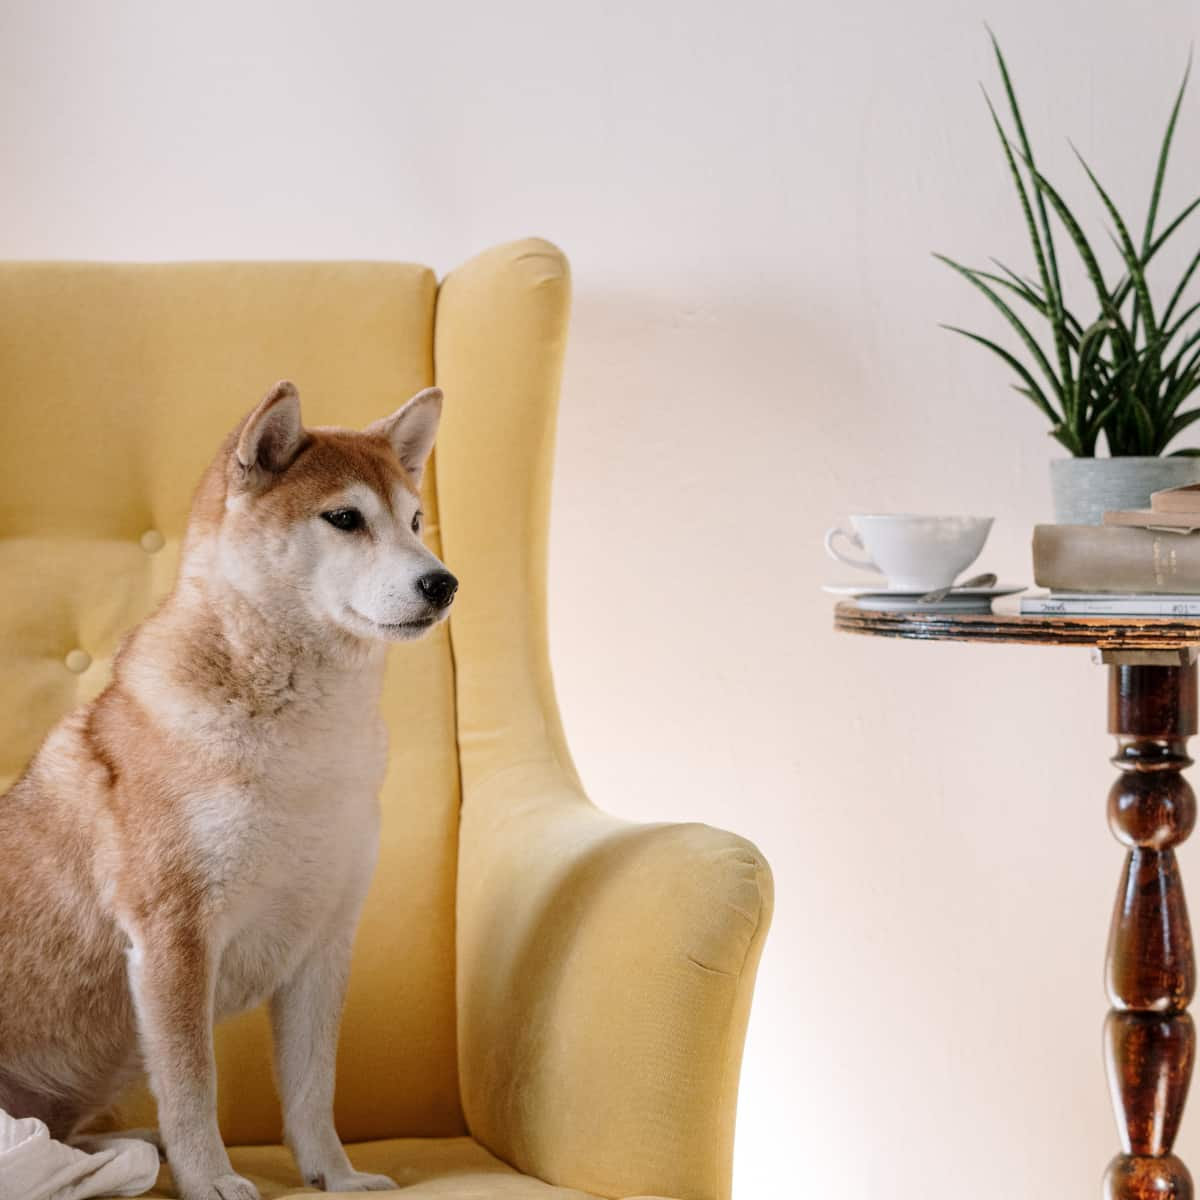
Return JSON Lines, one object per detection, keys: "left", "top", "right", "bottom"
{"left": 4, "top": 1, "right": 1200, "bottom": 1195}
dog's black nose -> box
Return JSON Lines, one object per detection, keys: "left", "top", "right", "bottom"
{"left": 417, "top": 570, "right": 458, "bottom": 609}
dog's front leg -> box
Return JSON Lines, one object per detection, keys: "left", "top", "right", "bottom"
{"left": 270, "top": 934, "right": 396, "bottom": 1193}
{"left": 127, "top": 928, "right": 258, "bottom": 1200}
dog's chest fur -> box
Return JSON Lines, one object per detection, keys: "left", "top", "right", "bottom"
{"left": 126, "top": 641, "right": 390, "bottom": 1020}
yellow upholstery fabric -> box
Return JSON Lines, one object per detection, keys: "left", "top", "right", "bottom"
{"left": 436, "top": 243, "right": 773, "bottom": 1200}
{"left": 141, "top": 1139, "right": 614, "bottom": 1200}
{"left": 0, "top": 242, "right": 773, "bottom": 1200}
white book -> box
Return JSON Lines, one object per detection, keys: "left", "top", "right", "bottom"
{"left": 1021, "top": 592, "right": 1200, "bottom": 616}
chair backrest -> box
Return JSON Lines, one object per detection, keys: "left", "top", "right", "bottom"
{"left": 0, "top": 261, "right": 466, "bottom": 1143}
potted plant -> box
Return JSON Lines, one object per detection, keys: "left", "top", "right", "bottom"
{"left": 938, "top": 33, "right": 1200, "bottom": 524}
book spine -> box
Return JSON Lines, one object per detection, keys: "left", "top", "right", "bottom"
{"left": 1033, "top": 524, "right": 1200, "bottom": 594}
{"left": 1021, "top": 596, "right": 1200, "bottom": 616}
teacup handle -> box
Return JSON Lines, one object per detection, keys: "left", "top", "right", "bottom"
{"left": 823, "top": 525, "right": 880, "bottom": 573}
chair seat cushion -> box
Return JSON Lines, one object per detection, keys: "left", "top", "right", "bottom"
{"left": 132, "top": 1137, "right": 613, "bottom": 1199}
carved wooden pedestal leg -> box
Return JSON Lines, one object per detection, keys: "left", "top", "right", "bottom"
{"left": 1105, "top": 663, "right": 1198, "bottom": 1199}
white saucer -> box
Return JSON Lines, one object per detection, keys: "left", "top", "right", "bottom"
{"left": 822, "top": 581, "right": 1026, "bottom": 598}
{"left": 822, "top": 581, "right": 1026, "bottom": 614}
{"left": 851, "top": 594, "right": 995, "bottom": 613}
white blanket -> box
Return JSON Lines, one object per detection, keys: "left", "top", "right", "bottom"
{"left": 0, "top": 1110, "right": 158, "bottom": 1200}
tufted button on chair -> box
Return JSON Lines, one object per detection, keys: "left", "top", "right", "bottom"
{"left": 0, "top": 240, "right": 773, "bottom": 1200}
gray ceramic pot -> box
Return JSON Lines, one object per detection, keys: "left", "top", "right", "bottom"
{"left": 1050, "top": 457, "right": 1200, "bottom": 525}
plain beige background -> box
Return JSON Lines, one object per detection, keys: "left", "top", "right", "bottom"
{"left": 4, "top": 1, "right": 1200, "bottom": 1195}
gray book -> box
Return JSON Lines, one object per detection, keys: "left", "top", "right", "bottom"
{"left": 1033, "top": 524, "right": 1200, "bottom": 594}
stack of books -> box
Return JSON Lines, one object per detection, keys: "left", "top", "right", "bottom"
{"left": 1023, "top": 483, "right": 1200, "bottom": 615}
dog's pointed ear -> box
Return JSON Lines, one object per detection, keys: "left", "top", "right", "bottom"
{"left": 366, "top": 387, "right": 443, "bottom": 488}
{"left": 235, "top": 381, "right": 307, "bottom": 486}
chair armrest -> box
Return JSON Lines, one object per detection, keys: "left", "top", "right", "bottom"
{"left": 456, "top": 762, "right": 773, "bottom": 1200}
{"left": 435, "top": 241, "right": 772, "bottom": 1197}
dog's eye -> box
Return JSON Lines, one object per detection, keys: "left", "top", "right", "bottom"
{"left": 321, "top": 508, "right": 364, "bottom": 532}
{"left": 411, "top": 510, "right": 423, "bottom": 535}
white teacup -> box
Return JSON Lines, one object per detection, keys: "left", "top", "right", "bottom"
{"left": 824, "top": 514, "right": 993, "bottom": 592}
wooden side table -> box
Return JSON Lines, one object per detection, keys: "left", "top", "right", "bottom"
{"left": 835, "top": 602, "right": 1200, "bottom": 1200}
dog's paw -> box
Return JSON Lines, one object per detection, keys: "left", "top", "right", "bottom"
{"left": 127, "top": 1127, "right": 165, "bottom": 1151}
{"left": 317, "top": 1169, "right": 398, "bottom": 1192}
{"left": 189, "top": 1174, "right": 261, "bottom": 1200}
{"left": 70, "top": 1127, "right": 164, "bottom": 1158}
{"left": 122, "top": 1127, "right": 166, "bottom": 1156}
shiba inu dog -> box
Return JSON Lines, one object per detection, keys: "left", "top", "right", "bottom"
{"left": 0, "top": 381, "right": 457, "bottom": 1200}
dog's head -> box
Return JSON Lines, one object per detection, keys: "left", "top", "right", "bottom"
{"left": 197, "top": 380, "right": 456, "bottom": 643}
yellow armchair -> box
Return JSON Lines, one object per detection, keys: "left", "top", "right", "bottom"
{"left": 0, "top": 240, "right": 773, "bottom": 1200}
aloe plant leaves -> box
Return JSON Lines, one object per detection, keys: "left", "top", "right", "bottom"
{"left": 1144, "top": 50, "right": 1192, "bottom": 255}
{"left": 940, "top": 37, "right": 1200, "bottom": 456}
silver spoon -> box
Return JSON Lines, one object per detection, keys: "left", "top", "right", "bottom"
{"left": 919, "top": 572, "right": 998, "bottom": 605}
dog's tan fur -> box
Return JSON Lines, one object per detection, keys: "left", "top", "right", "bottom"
{"left": 0, "top": 382, "right": 455, "bottom": 1200}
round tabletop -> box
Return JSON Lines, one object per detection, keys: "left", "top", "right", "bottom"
{"left": 833, "top": 600, "right": 1200, "bottom": 650}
